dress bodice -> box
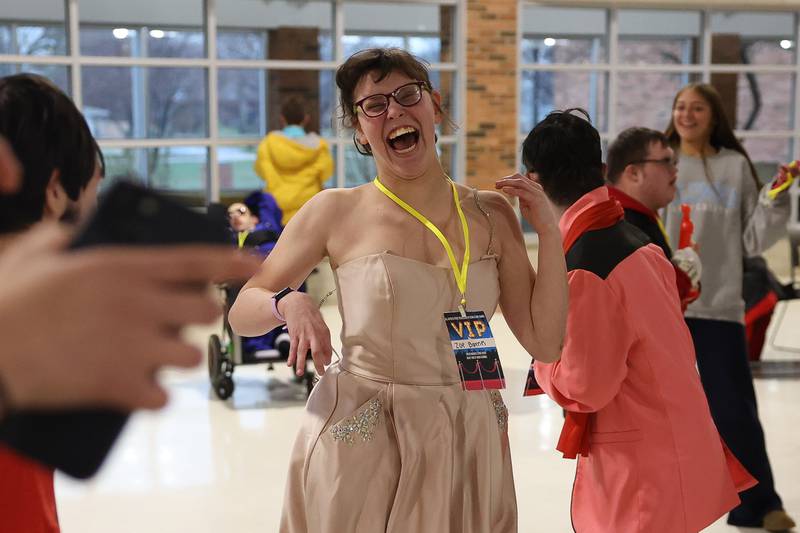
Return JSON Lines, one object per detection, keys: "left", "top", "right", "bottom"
{"left": 333, "top": 252, "right": 501, "bottom": 385}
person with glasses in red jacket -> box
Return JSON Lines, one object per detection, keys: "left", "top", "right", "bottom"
{"left": 605, "top": 127, "right": 702, "bottom": 310}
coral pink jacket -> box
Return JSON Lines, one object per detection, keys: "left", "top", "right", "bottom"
{"left": 534, "top": 187, "right": 755, "bottom": 533}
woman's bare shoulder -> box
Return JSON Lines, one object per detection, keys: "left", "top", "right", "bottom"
{"left": 300, "top": 186, "right": 370, "bottom": 217}
{"left": 460, "top": 187, "right": 517, "bottom": 224}
{"left": 452, "top": 186, "right": 521, "bottom": 251}
{"left": 452, "top": 182, "right": 511, "bottom": 206}
{"left": 477, "top": 189, "right": 514, "bottom": 210}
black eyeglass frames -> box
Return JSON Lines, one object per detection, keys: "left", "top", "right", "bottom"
{"left": 353, "top": 81, "right": 430, "bottom": 118}
{"left": 630, "top": 157, "right": 679, "bottom": 168}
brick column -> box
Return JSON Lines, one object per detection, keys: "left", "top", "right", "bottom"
{"left": 439, "top": 4, "right": 455, "bottom": 137}
{"left": 268, "top": 27, "right": 321, "bottom": 133}
{"left": 466, "top": 0, "right": 518, "bottom": 189}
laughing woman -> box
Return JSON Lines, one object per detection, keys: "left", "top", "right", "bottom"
{"left": 229, "top": 48, "right": 568, "bottom": 533}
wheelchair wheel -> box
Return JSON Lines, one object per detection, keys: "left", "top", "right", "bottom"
{"left": 276, "top": 332, "right": 291, "bottom": 360}
{"left": 215, "top": 376, "right": 234, "bottom": 400}
{"left": 208, "top": 335, "right": 223, "bottom": 383}
{"left": 209, "top": 335, "right": 234, "bottom": 400}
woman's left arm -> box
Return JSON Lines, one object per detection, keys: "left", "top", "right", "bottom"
{"left": 491, "top": 175, "right": 567, "bottom": 363}
{"left": 742, "top": 159, "right": 791, "bottom": 257}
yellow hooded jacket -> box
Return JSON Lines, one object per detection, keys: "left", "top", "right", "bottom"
{"left": 254, "top": 131, "right": 334, "bottom": 226}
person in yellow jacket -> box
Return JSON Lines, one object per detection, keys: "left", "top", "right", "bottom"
{"left": 254, "top": 98, "right": 334, "bottom": 226}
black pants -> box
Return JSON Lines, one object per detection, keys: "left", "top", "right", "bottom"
{"left": 686, "top": 318, "right": 783, "bottom": 526}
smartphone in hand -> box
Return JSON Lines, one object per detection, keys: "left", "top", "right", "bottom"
{"left": 0, "top": 181, "right": 230, "bottom": 478}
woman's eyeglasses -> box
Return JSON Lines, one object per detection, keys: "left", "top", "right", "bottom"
{"left": 353, "top": 81, "right": 430, "bottom": 118}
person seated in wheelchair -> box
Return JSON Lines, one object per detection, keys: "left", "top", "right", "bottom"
{"left": 225, "top": 192, "right": 287, "bottom": 356}
{"left": 209, "top": 190, "right": 313, "bottom": 401}
{"left": 227, "top": 192, "right": 282, "bottom": 256}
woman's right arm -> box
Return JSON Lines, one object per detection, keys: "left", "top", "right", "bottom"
{"left": 229, "top": 190, "right": 341, "bottom": 375}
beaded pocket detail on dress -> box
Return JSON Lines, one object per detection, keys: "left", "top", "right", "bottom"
{"left": 329, "top": 397, "right": 383, "bottom": 445}
{"left": 489, "top": 390, "right": 508, "bottom": 431}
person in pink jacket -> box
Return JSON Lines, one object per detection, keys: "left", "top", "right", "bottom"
{"left": 522, "top": 109, "right": 755, "bottom": 532}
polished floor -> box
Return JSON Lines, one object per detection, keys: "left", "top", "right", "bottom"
{"left": 55, "top": 296, "right": 800, "bottom": 532}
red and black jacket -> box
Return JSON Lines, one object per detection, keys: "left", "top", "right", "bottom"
{"left": 607, "top": 187, "right": 697, "bottom": 310}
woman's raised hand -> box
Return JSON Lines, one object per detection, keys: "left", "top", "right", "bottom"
{"left": 495, "top": 172, "right": 559, "bottom": 235}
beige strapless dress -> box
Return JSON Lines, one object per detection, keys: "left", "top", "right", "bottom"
{"left": 280, "top": 252, "right": 517, "bottom": 533}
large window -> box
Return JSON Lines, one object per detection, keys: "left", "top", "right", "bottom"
{"left": 0, "top": 0, "right": 463, "bottom": 206}
{"left": 0, "top": 2, "right": 69, "bottom": 93}
{"left": 520, "top": 5, "right": 800, "bottom": 178}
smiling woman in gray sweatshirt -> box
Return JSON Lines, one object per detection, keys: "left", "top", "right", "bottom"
{"left": 663, "top": 82, "right": 793, "bottom": 533}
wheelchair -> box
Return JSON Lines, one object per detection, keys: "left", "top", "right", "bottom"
{"left": 207, "top": 285, "right": 314, "bottom": 400}
{"left": 206, "top": 191, "right": 315, "bottom": 400}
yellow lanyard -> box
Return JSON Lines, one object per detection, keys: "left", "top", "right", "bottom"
{"left": 373, "top": 176, "right": 470, "bottom": 308}
{"left": 656, "top": 217, "right": 671, "bottom": 248}
{"left": 237, "top": 230, "right": 250, "bottom": 249}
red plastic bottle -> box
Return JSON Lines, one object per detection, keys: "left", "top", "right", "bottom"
{"left": 678, "top": 204, "right": 693, "bottom": 249}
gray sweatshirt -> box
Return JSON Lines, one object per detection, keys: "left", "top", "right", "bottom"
{"left": 663, "top": 148, "right": 790, "bottom": 324}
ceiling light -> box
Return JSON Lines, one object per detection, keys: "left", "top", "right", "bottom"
{"left": 780, "top": 39, "right": 793, "bottom": 50}
{"left": 149, "top": 29, "right": 165, "bottom": 39}
{"left": 112, "top": 28, "right": 129, "bottom": 40}
{"left": 543, "top": 37, "right": 556, "bottom": 47}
